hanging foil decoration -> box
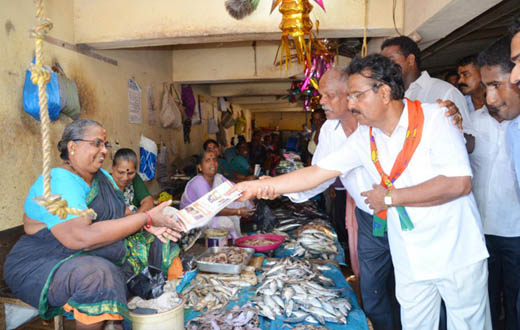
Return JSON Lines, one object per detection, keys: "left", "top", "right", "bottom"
{"left": 271, "top": 0, "right": 326, "bottom": 71}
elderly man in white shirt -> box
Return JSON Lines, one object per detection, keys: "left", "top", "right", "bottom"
{"left": 232, "top": 54, "right": 490, "bottom": 330}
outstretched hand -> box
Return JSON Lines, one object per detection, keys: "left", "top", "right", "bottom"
{"left": 147, "top": 200, "right": 184, "bottom": 234}
{"left": 229, "top": 179, "right": 278, "bottom": 202}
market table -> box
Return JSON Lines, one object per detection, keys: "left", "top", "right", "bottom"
{"left": 182, "top": 261, "right": 368, "bottom": 330}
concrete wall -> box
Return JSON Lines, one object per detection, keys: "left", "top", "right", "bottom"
{"left": 74, "top": 0, "right": 404, "bottom": 49}
{"left": 254, "top": 112, "right": 307, "bottom": 131}
{"left": 0, "top": 0, "right": 228, "bottom": 230}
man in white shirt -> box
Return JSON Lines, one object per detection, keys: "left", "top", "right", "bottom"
{"left": 457, "top": 55, "right": 487, "bottom": 113}
{"left": 233, "top": 54, "right": 490, "bottom": 330}
{"left": 380, "top": 36, "right": 474, "bottom": 150}
{"left": 285, "top": 68, "right": 399, "bottom": 330}
{"left": 477, "top": 35, "right": 520, "bottom": 330}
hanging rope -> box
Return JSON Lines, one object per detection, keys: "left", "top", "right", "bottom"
{"left": 361, "top": 0, "right": 368, "bottom": 57}
{"left": 31, "top": 0, "right": 96, "bottom": 220}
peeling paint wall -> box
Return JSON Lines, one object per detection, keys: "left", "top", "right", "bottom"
{"left": 0, "top": 0, "right": 234, "bottom": 230}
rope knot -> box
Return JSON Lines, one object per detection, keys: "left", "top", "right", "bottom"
{"left": 29, "top": 64, "right": 51, "bottom": 84}
{"left": 34, "top": 194, "right": 98, "bottom": 220}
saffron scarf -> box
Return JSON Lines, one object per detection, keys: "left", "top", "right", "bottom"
{"left": 369, "top": 98, "right": 424, "bottom": 237}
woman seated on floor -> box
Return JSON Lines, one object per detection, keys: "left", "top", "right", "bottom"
{"left": 3, "top": 120, "right": 183, "bottom": 330}
{"left": 112, "top": 148, "right": 153, "bottom": 214}
{"left": 180, "top": 150, "right": 254, "bottom": 240}
{"left": 203, "top": 139, "right": 254, "bottom": 182}
{"left": 229, "top": 140, "right": 255, "bottom": 178}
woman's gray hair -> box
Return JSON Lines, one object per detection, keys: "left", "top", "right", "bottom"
{"left": 57, "top": 119, "right": 102, "bottom": 160}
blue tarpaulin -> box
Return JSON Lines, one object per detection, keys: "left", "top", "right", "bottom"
{"left": 183, "top": 263, "right": 368, "bottom": 330}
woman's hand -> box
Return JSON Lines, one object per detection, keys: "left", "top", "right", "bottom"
{"left": 237, "top": 207, "right": 255, "bottom": 217}
{"left": 147, "top": 201, "right": 184, "bottom": 233}
{"left": 145, "top": 225, "right": 181, "bottom": 243}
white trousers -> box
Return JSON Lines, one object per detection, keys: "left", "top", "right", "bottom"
{"left": 395, "top": 259, "right": 491, "bottom": 330}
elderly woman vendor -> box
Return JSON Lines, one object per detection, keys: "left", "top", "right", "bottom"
{"left": 3, "top": 120, "right": 183, "bottom": 330}
{"left": 112, "top": 148, "right": 153, "bottom": 214}
{"left": 181, "top": 150, "right": 254, "bottom": 239}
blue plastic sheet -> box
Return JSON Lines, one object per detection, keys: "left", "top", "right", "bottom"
{"left": 183, "top": 264, "right": 368, "bottom": 330}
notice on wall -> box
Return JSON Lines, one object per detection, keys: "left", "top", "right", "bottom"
{"left": 146, "top": 86, "right": 156, "bottom": 126}
{"left": 128, "top": 79, "right": 142, "bottom": 124}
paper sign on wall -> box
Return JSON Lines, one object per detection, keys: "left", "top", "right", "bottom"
{"left": 146, "top": 86, "right": 156, "bottom": 126}
{"left": 128, "top": 79, "right": 142, "bottom": 124}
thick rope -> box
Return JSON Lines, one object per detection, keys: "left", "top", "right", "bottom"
{"left": 31, "top": 0, "right": 96, "bottom": 220}
{"left": 361, "top": 0, "right": 368, "bottom": 57}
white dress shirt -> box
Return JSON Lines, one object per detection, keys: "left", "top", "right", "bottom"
{"left": 285, "top": 119, "right": 374, "bottom": 214}
{"left": 317, "top": 100, "right": 488, "bottom": 281}
{"left": 406, "top": 71, "right": 473, "bottom": 134}
{"left": 469, "top": 108, "right": 520, "bottom": 237}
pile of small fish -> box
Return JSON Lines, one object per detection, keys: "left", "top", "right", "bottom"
{"left": 185, "top": 302, "right": 261, "bottom": 330}
{"left": 200, "top": 247, "right": 250, "bottom": 265}
{"left": 281, "top": 221, "right": 339, "bottom": 260}
{"left": 253, "top": 257, "right": 351, "bottom": 325}
{"left": 184, "top": 266, "right": 257, "bottom": 311}
{"left": 290, "top": 326, "right": 330, "bottom": 330}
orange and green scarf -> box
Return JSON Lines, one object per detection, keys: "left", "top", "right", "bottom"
{"left": 369, "top": 98, "right": 424, "bottom": 237}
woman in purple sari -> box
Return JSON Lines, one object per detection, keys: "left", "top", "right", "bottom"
{"left": 181, "top": 151, "right": 254, "bottom": 239}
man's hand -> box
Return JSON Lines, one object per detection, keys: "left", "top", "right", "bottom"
{"left": 436, "top": 99, "right": 462, "bottom": 131}
{"left": 360, "top": 184, "right": 388, "bottom": 213}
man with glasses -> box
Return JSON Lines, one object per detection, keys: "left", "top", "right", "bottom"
{"left": 285, "top": 68, "right": 398, "bottom": 330}
{"left": 232, "top": 54, "right": 490, "bottom": 330}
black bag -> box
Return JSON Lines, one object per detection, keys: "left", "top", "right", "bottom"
{"left": 254, "top": 200, "right": 279, "bottom": 232}
{"left": 126, "top": 265, "right": 166, "bottom": 300}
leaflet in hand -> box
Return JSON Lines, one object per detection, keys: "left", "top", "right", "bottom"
{"left": 176, "top": 181, "right": 242, "bottom": 231}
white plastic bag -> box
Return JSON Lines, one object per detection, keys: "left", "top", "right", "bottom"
{"left": 139, "top": 135, "right": 158, "bottom": 181}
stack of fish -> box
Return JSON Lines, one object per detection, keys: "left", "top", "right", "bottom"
{"left": 185, "top": 302, "right": 261, "bottom": 330}
{"left": 253, "top": 258, "right": 351, "bottom": 325}
{"left": 184, "top": 266, "right": 257, "bottom": 311}
{"left": 280, "top": 221, "right": 339, "bottom": 260}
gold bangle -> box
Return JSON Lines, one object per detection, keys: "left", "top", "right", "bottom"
{"left": 238, "top": 209, "right": 241, "bottom": 216}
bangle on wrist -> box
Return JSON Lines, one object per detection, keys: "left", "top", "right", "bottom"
{"left": 238, "top": 209, "right": 241, "bottom": 216}
{"left": 143, "top": 211, "right": 152, "bottom": 229}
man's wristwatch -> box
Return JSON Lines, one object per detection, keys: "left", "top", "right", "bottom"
{"left": 384, "top": 190, "right": 393, "bottom": 207}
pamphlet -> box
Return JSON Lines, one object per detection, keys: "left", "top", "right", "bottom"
{"left": 165, "top": 181, "right": 242, "bottom": 232}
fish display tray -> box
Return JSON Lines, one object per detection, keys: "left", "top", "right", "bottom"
{"left": 195, "top": 247, "right": 254, "bottom": 274}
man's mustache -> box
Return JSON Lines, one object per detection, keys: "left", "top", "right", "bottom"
{"left": 458, "top": 83, "right": 468, "bottom": 89}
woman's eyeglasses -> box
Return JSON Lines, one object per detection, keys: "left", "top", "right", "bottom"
{"left": 74, "top": 139, "right": 112, "bottom": 149}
